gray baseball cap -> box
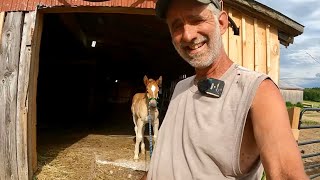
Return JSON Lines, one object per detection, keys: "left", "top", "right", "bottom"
{"left": 155, "top": 0, "right": 221, "bottom": 19}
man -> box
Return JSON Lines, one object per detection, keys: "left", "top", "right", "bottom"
{"left": 141, "top": 0, "right": 308, "bottom": 179}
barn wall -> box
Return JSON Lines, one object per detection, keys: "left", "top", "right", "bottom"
{"left": 223, "top": 8, "right": 280, "bottom": 84}
{"left": 280, "top": 89, "right": 304, "bottom": 104}
{"left": 0, "top": 11, "right": 38, "bottom": 180}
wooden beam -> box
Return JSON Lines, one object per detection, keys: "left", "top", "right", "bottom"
{"left": 16, "top": 11, "right": 37, "bottom": 180}
{"left": 288, "top": 107, "right": 301, "bottom": 129}
{"left": 28, "top": 11, "right": 43, "bottom": 178}
{"left": 288, "top": 107, "right": 301, "bottom": 141}
{"left": 0, "top": 12, "right": 24, "bottom": 180}
{"left": 59, "top": 13, "right": 88, "bottom": 47}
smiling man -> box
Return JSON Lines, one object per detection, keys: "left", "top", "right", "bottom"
{"left": 140, "top": 0, "right": 308, "bottom": 179}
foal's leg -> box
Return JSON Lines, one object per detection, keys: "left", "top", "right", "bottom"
{"left": 134, "top": 119, "right": 144, "bottom": 160}
{"left": 140, "top": 124, "right": 146, "bottom": 155}
{"left": 152, "top": 118, "right": 160, "bottom": 148}
{"left": 132, "top": 114, "right": 137, "bottom": 135}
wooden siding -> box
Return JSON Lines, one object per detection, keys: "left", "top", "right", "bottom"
{"left": 0, "top": 11, "right": 38, "bottom": 180}
{"left": 223, "top": 7, "right": 280, "bottom": 84}
{"left": 0, "top": 12, "right": 24, "bottom": 180}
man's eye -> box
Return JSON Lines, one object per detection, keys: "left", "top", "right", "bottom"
{"left": 171, "top": 22, "right": 183, "bottom": 31}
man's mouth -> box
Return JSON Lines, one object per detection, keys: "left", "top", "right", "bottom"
{"left": 189, "top": 42, "right": 204, "bottom": 50}
{"left": 185, "top": 42, "right": 205, "bottom": 54}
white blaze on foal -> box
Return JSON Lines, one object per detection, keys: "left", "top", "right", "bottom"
{"left": 131, "top": 75, "right": 162, "bottom": 160}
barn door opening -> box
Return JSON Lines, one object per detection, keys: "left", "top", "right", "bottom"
{"left": 33, "top": 11, "right": 194, "bottom": 179}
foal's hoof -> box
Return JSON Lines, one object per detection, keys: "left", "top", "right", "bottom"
{"left": 134, "top": 156, "right": 139, "bottom": 162}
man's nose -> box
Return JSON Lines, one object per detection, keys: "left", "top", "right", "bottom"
{"left": 182, "top": 24, "right": 197, "bottom": 42}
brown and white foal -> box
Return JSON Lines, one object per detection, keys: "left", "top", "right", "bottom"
{"left": 131, "top": 75, "right": 162, "bottom": 160}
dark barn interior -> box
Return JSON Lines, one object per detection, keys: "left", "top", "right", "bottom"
{"left": 36, "top": 13, "right": 195, "bottom": 136}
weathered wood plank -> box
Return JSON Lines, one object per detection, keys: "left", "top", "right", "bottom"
{"left": 232, "top": 10, "right": 243, "bottom": 66}
{"left": 28, "top": 11, "right": 43, "bottom": 177}
{"left": 266, "top": 25, "right": 271, "bottom": 76}
{"left": 222, "top": 9, "right": 229, "bottom": 54}
{"left": 0, "top": 12, "right": 24, "bottom": 180}
{"left": 16, "top": 11, "right": 37, "bottom": 180}
{"left": 0, "top": 12, "right": 5, "bottom": 46}
{"left": 228, "top": 8, "right": 242, "bottom": 65}
{"left": 269, "top": 26, "right": 280, "bottom": 84}
{"left": 254, "top": 19, "right": 267, "bottom": 74}
{"left": 242, "top": 15, "right": 255, "bottom": 70}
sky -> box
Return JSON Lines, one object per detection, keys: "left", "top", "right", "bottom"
{"left": 256, "top": 0, "right": 320, "bottom": 88}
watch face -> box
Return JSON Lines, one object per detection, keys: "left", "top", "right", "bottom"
{"left": 197, "top": 78, "right": 225, "bottom": 98}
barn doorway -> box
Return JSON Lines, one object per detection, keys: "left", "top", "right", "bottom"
{"left": 35, "top": 12, "right": 194, "bottom": 179}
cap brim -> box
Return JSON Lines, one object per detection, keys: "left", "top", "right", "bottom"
{"left": 155, "top": 0, "right": 221, "bottom": 19}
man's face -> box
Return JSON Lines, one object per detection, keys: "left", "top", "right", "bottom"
{"left": 166, "top": 0, "right": 223, "bottom": 69}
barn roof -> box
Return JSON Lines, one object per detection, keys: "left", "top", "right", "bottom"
{"left": 279, "top": 80, "right": 304, "bottom": 91}
{"left": 0, "top": 0, "right": 304, "bottom": 46}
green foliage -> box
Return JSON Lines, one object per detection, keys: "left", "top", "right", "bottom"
{"left": 304, "top": 88, "right": 320, "bottom": 102}
{"left": 295, "top": 102, "right": 304, "bottom": 108}
{"left": 286, "top": 101, "right": 293, "bottom": 108}
{"left": 286, "top": 102, "right": 303, "bottom": 108}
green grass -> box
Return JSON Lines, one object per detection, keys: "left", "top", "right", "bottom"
{"left": 301, "top": 120, "right": 320, "bottom": 126}
{"left": 303, "top": 100, "right": 320, "bottom": 108}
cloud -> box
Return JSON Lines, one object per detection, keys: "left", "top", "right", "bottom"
{"left": 257, "top": 1, "right": 320, "bottom": 88}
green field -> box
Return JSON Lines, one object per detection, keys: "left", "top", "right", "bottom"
{"left": 303, "top": 100, "right": 320, "bottom": 108}
{"left": 301, "top": 101, "right": 320, "bottom": 124}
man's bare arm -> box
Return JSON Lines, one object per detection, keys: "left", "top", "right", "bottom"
{"left": 250, "top": 79, "right": 308, "bottom": 179}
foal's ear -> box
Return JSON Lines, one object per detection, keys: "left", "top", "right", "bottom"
{"left": 143, "top": 75, "right": 149, "bottom": 86}
{"left": 157, "top": 76, "right": 162, "bottom": 86}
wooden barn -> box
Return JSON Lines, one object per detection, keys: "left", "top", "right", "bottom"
{"left": 279, "top": 80, "right": 304, "bottom": 104}
{"left": 0, "top": 0, "right": 304, "bottom": 179}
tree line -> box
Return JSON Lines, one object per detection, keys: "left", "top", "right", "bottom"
{"left": 304, "top": 88, "right": 320, "bottom": 102}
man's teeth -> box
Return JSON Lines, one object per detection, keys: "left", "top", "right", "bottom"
{"left": 189, "top": 43, "right": 203, "bottom": 50}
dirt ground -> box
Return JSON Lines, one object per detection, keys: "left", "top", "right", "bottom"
{"left": 35, "top": 129, "right": 150, "bottom": 180}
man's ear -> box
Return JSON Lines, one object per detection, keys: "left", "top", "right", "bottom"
{"left": 218, "top": 11, "right": 229, "bottom": 35}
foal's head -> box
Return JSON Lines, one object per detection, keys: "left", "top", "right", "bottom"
{"left": 144, "top": 75, "right": 162, "bottom": 108}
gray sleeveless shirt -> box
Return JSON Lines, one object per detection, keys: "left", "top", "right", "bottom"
{"left": 147, "top": 63, "right": 269, "bottom": 180}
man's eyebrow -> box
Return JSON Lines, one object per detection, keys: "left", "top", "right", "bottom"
{"left": 170, "top": 19, "right": 181, "bottom": 28}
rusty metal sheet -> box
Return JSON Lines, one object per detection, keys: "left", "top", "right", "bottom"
{"left": 0, "top": 0, "right": 156, "bottom": 12}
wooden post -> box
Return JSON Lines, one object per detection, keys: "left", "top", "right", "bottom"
{"left": 0, "top": 12, "right": 5, "bottom": 45}
{"left": 28, "top": 11, "right": 43, "bottom": 178}
{"left": 287, "top": 107, "right": 301, "bottom": 140}
{"left": 16, "top": 11, "right": 37, "bottom": 180}
{"left": 0, "top": 12, "right": 24, "bottom": 180}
